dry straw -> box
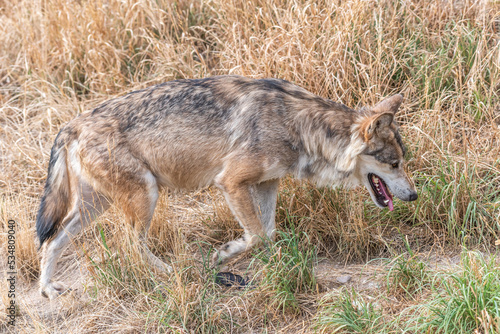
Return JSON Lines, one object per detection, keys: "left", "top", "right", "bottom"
{"left": 1, "top": 0, "right": 499, "bottom": 332}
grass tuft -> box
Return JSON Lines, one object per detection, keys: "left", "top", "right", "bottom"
{"left": 386, "top": 253, "right": 430, "bottom": 300}
{"left": 316, "top": 289, "right": 386, "bottom": 334}
{"left": 385, "top": 239, "right": 431, "bottom": 299}
{"left": 417, "top": 250, "right": 500, "bottom": 334}
{"left": 253, "top": 224, "right": 317, "bottom": 313}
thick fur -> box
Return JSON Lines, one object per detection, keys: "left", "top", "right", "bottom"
{"left": 36, "top": 75, "right": 417, "bottom": 299}
{"left": 36, "top": 133, "right": 70, "bottom": 246}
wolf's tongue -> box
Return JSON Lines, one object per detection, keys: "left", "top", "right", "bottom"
{"left": 379, "top": 182, "right": 394, "bottom": 211}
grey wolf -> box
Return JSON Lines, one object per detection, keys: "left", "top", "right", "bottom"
{"left": 36, "top": 75, "right": 417, "bottom": 299}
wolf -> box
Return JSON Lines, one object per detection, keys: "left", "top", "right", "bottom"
{"left": 36, "top": 75, "right": 417, "bottom": 299}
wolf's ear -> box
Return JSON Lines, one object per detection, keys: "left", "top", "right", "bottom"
{"left": 362, "top": 112, "right": 394, "bottom": 141}
{"left": 372, "top": 94, "right": 403, "bottom": 114}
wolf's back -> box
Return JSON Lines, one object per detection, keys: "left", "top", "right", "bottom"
{"left": 36, "top": 132, "right": 71, "bottom": 247}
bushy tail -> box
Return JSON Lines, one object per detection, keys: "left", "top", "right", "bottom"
{"left": 36, "top": 136, "right": 71, "bottom": 247}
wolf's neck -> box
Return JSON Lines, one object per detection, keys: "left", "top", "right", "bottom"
{"left": 290, "top": 106, "right": 366, "bottom": 186}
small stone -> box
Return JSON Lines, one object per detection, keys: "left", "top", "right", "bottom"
{"left": 336, "top": 275, "right": 352, "bottom": 284}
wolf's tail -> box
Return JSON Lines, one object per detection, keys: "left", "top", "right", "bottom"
{"left": 36, "top": 134, "right": 71, "bottom": 247}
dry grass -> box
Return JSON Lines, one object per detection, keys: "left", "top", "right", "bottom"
{"left": 1, "top": 0, "right": 499, "bottom": 332}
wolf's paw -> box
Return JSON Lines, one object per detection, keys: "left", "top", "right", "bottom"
{"left": 211, "top": 248, "right": 225, "bottom": 267}
{"left": 145, "top": 253, "right": 173, "bottom": 274}
{"left": 212, "top": 239, "right": 247, "bottom": 267}
{"left": 212, "top": 243, "right": 232, "bottom": 266}
{"left": 40, "top": 281, "right": 72, "bottom": 300}
{"left": 157, "top": 262, "right": 173, "bottom": 274}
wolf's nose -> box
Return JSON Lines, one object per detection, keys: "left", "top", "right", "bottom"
{"left": 408, "top": 192, "right": 418, "bottom": 201}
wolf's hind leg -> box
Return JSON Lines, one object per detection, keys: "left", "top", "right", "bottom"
{"left": 123, "top": 171, "right": 173, "bottom": 273}
{"left": 40, "top": 183, "right": 109, "bottom": 299}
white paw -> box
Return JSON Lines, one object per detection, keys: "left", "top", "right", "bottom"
{"left": 212, "top": 241, "right": 242, "bottom": 266}
{"left": 40, "top": 281, "right": 72, "bottom": 300}
{"left": 212, "top": 250, "right": 224, "bottom": 267}
{"left": 149, "top": 257, "right": 173, "bottom": 273}
{"left": 160, "top": 262, "right": 173, "bottom": 273}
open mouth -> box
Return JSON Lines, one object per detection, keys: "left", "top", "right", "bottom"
{"left": 368, "top": 173, "right": 394, "bottom": 211}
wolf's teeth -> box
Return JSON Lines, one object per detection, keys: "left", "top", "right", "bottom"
{"left": 383, "top": 200, "right": 389, "bottom": 204}
{"left": 373, "top": 178, "right": 379, "bottom": 184}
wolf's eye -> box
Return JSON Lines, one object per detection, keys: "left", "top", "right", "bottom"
{"left": 391, "top": 162, "right": 399, "bottom": 169}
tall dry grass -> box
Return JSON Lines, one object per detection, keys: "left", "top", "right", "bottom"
{"left": 0, "top": 0, "right": 499, "bottom": 332}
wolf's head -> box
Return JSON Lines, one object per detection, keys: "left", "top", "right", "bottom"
{"left": 355, "top": 95, "right": 417, "bottom": 211}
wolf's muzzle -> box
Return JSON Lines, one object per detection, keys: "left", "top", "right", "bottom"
{"left": 407, "top": 191, "right": 418, "bottom": 201}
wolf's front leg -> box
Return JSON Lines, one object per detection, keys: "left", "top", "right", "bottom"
{"left": 213, "top": 171, "right": 279, "bottom": 265}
